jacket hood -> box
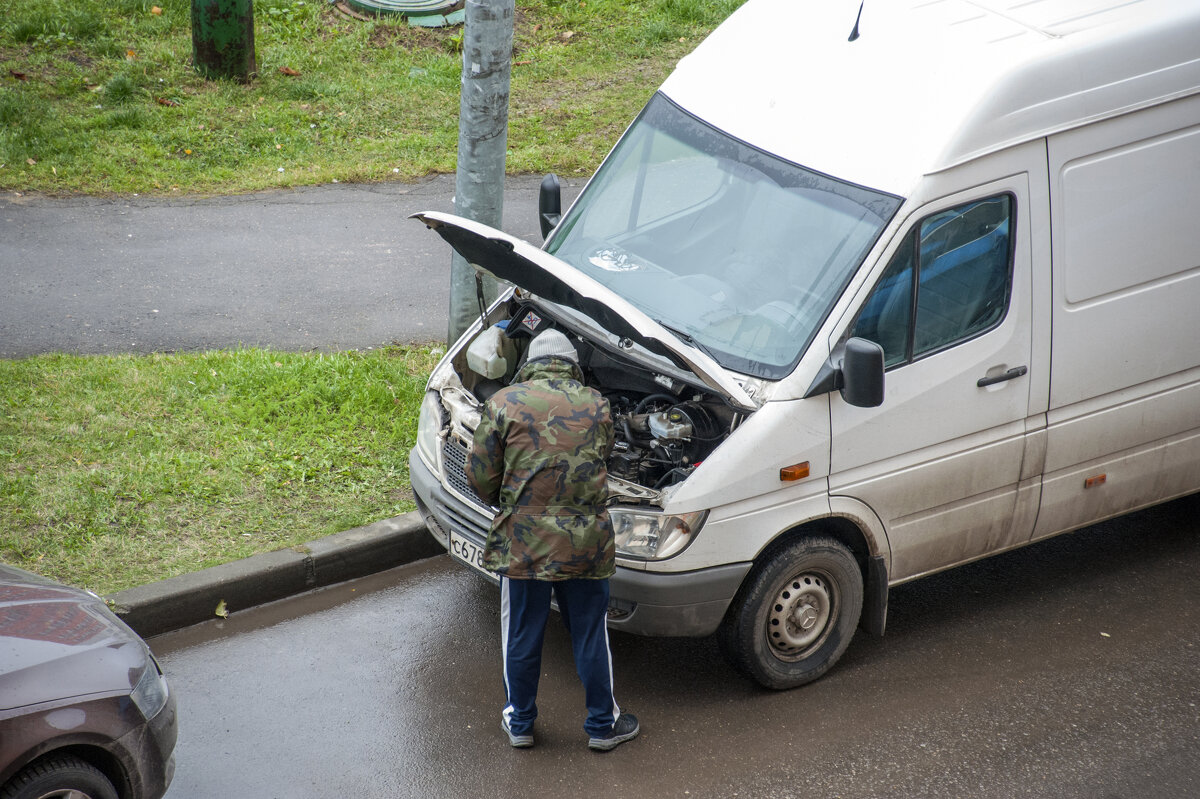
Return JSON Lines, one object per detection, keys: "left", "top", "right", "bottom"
{"left": 516, "top": 356, "right": 584, "bottom": 384}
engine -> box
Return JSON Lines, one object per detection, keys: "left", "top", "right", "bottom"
{"left": 459, "top": 309, "right": 737, "bottom": 493}
{"left": 606, "top": 394, "right": 726, "bottom": 489}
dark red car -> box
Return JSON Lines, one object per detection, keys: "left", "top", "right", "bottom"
{"left": 0, "top": 564, "right": 177, "bottom": 799}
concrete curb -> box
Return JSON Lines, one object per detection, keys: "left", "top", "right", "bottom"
{"left": 106, "top": 511, "right": 443, "bottom": 638}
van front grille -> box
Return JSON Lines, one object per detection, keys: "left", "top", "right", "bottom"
{"left": 442, "top": 434, "right": 488, "bottom": 508}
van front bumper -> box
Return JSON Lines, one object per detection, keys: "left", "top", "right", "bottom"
{"left": 408, "top": 447, "right": 750, "bottom": 637}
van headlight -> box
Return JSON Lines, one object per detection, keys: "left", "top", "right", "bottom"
{"left": 610, "top": 509, "right": 707, "bottom": 560}
{"left": 416, "top": 391, "right": 445, "bottom": 471}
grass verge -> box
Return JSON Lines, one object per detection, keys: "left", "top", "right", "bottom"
{"left": 1, "top": 0, "right": 743, "bottom": 195}
{"left": 0, "top": 345, "right": 442, "bottom": 594}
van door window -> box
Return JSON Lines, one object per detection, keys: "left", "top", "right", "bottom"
{"left": 850, "top": 195, "right": 1013, "bottom": 366}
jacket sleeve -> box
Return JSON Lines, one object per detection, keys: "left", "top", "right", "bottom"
{"left": 599, "top": 399, "right": 615, "bottom": 460}
{"left": 467, "top": 400, "right": 505, "bottom": 505}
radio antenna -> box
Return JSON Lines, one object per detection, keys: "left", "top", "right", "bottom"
{"left": 848, "top": 1, "right": 865, "bottom": 41}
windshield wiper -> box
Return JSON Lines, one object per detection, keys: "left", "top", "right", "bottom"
{"left": 656, "top": 319, "right": 720, "bottom": 363}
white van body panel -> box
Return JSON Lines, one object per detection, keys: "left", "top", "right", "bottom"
{"left": 1035, "top": 93, "right": 1200, "bottom": 537}
{"left": 660, "top": 394, "right": 831, "bottom": 517}
{"left": 662, "top": 0, "right": 1200, "bottom": 196}
{"left": 647, "top": 485, "right": 832, "bottom": 575}
{"left": 1046, "top": 95, "right": 1200, "bottom": 408}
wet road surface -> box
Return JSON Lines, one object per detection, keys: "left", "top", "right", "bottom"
{"left": 152, "top": 496, "right": 1200, "bottom": 798}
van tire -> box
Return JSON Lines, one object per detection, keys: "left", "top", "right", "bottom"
{"left": 719, "top": 537, "right": 863, "bottom": 689}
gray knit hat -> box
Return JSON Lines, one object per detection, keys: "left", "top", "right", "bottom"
{"left": 525, "top": 328, "right": 578, "bottom": 364}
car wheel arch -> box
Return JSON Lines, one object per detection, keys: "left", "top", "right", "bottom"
{"left": 2, "top": 744, "right": 130, "bottom": 799}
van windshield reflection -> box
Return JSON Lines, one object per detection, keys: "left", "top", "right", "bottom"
{"left": 546, "top": 93, "right": 902, "bottom": 379}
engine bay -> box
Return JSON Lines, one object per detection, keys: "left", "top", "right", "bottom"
{"left": 450, "top": 300, "right": 742, "bottom": 497}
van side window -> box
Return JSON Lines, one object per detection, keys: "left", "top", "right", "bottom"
{"left": 849, "top": 194, "right": 1013, "bottom": 366}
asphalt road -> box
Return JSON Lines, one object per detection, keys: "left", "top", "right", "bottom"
{"left": 0, "top": 175, "right": 582, "bottom": 357}
{"left": 152, "top": 494, "right": 1200, "bottom": 799}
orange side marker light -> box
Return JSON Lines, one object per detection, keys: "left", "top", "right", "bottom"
{"left": 1085, "top": 474, "right": 1107, "bottom": 489}
{"left": 780, "top": 462, "right": 810, "bottom": 482}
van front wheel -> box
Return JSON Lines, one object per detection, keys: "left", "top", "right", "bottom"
{"left": 719, "top": 537, "right": 863, "bottom": 689}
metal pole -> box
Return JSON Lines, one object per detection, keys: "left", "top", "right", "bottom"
{"left": 448, "top": 0, "right": 514, "bottom": 344}
{"left": 191, "top": 0, "right": 256, "bottom": 82}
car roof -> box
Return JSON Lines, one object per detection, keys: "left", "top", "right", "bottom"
{"left": 660, "top": 0, "right": 1200, "bottom": 196}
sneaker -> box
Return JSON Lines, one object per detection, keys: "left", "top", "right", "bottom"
{"left": 587, "top": 712, "right": 640, "bottom": 752}
{"left": 501, "top": 718, "right": 533, "bottom": 748}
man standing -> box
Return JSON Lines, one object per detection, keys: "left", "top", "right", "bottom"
{"left": 467, "top": 328, "right": 640, "bottom": 752}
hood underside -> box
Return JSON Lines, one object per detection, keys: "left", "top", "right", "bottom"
{"left": 412, "top": 212, "right": 758, "bottom": 411}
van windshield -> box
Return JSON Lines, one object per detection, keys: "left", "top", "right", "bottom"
{"left": 546, "top": 93, "right": 902, "bottom": 379}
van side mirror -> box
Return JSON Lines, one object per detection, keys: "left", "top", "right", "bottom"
{"left": 841, "top": 337, "right": 885, "bottom": 407}
{"left": 538, "top": 173, "right": 562, "bottom": 240}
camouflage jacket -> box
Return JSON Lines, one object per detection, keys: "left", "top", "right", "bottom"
{"left": 467, "top": 357, "right": 615, "bottom": 580}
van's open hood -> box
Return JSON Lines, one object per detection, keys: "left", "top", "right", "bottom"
{"left": 411, "top": 212, "right": 758, "bottom": 411}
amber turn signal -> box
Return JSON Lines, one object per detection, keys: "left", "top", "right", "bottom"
{"left": 780, "top": 462, "right": 810, "bottom": 482}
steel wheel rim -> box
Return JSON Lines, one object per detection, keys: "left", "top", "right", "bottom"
{"left": 766, "top": 571, "right": 836, "bottom": 660}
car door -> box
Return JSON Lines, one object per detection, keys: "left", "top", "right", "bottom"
{"left": 827, "top": 173, "right": 1041, "bottom": 582}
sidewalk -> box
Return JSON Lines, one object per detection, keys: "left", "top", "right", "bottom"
{"left": 0, "top": 175, "right": 584, "bottom": 357}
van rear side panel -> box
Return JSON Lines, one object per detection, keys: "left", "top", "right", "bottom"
{"left": 1037, "top": 94, "right": 1200, "bottom": 538}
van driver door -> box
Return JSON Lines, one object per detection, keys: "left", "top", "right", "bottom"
{"left": 827, "top": 168, "right": 1048, "bottom": 583}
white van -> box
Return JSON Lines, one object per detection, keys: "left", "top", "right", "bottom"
{"left": 409, "top": 0, "right": 1200, "bottom": 688}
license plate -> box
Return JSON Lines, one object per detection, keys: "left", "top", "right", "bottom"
{"left": 449, "top": 530, "right": 493, "bottom": 580}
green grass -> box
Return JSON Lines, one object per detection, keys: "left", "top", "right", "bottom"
{"left": 0, "top": 0, "right": 745, "bottom": 195}
{"left": 0, "top": 346, "right": 443, "bottom": 594}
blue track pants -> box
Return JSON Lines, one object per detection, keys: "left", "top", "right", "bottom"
{"left": 500, "top": 576, "right": 619, "bottom": 738}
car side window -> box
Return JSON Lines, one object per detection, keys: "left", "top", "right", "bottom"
{"left": 849, "top": 194, "right": 1013, "bottom": 367}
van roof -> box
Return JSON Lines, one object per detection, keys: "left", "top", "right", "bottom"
{"left": 660, "top": 0, "right": 1200, "bottom": 196}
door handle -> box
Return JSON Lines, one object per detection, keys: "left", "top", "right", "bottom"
{"left": 977, "top": 365, "right": 1027, "bottom": 387}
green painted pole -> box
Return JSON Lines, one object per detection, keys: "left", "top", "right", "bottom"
{"left": 192, "top": 0, "right": 257, "bottom": 82}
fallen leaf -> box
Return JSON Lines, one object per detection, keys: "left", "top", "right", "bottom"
{"left": 215, "top": 599, "right": 229, "bottom": 618}
{"left": 51, "top": 166, "right": 56, "bottom": 175}
{"left": 279, "top": 66, "right": 301, "bottom": 76}
{"left": 26, "top": 158, "right": 36, "bottom": 166}
{"left": 515, "top": 60, "right": 532, "bottom": 66}
{"left": 156, "top": 96, "right": 178, "bottom": 107}
{"left": 561, "top": 30, "right": 575, "bottom": 40}
{"left": 126, "top": 49, "right": 137, "bottom": 61}
{"left": 8, "top": 70, "right": 28, "bottom": 81}
{"left": 151, "top": 5, "right": 162, "bottom": 13}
